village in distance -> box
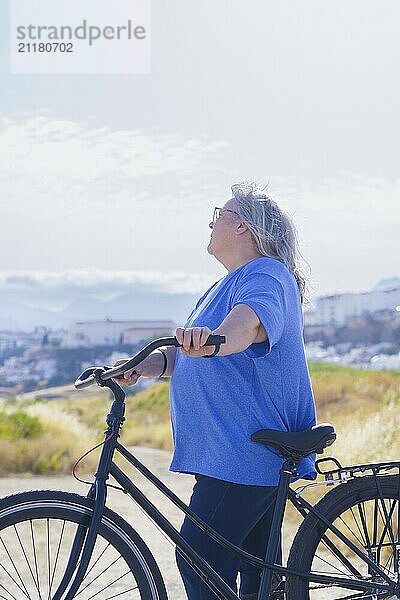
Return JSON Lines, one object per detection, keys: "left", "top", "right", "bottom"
{"left": 0, "top": 276, "right": 399, "bottom": 394}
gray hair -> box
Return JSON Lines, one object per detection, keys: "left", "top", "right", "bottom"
{"left": 231, "top": 182, "right": 307, "bottom": 303}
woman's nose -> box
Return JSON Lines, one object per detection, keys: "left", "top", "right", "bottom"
{"left": 209, "top": 222, "right": 213, "bottom": 230}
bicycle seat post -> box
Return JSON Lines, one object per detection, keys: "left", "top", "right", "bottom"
{"left": 258, "top": 458, "right": 298, "bottom": 600}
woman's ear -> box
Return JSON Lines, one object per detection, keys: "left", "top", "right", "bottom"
{"left": 236, "top": 221, "right": 249, "bottom": 235}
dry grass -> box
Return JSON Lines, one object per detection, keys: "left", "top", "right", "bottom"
{"left": 38, "top": 381, "right": 173, "bottom": 449}
{"left": 284, "top": 364, "right": 400, "bottom": 519}
{"left": 0, "top": 402, "right": 98, "bottom": 476}
{"left": 0, "top": 382, "right": 172, "bottom": 476}
{"left": 121, "top": 382, "right": 172, "bottom": 449}
{"left": 1, "top": 366, "right": 399, "bottom": 476}
{"left": 310, "top": 363, "right": 400, "bottom": 465}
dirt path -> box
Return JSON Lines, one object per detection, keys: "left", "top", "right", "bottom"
{"left": 0, "top": 447, "right": 310, "bottom": 599}
{"left": 0, "top": 446, "right": 191, "bottom": 598}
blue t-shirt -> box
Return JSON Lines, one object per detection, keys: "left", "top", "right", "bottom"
{"left": 169, "top": 256, "right": 316, "bottom": 486}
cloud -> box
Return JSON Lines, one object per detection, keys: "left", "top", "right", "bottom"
{"left": 283, "top": 175, "right": 400, "bottom": 296}
{"left": 0, "top": 112, "right": 230, "bottom": 275}
{"left": 0, "top": 114, "right": 398, "bottom": 298}
{"left": 0, "top": 114, "right": 227, "bottom": 203}
{"left": 0, "top": 269, "right": 214, "bottom": 295}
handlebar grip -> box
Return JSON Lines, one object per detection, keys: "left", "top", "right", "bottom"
{"left": 74, "top": 365, "right": 113, "bottom": 389}
{"left": 203, "top": 334, "right": 225, "bottom": 346}
{"left": 74, "top": 367, "right": 97, "bottom": 389}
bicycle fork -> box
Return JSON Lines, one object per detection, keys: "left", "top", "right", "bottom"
{"left": 52, "top": 480, "right": 108, "bottom": 600}
{"left": 53, "top": 376, "right": 126, "bottom": 600}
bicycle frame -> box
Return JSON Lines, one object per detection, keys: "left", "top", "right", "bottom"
{"left": 55, "top": 376, "right": 398, "bottom": 600}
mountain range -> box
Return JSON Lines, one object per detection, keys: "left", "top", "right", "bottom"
{"left": 0, "top": 272, "right": 206, "bottom": 330}
{"left": 1, "top": 272, "right": 398, "bottom": 332}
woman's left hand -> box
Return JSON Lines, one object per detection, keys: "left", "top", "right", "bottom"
{"left": 175, "top": 326, "right": 216, "bottom": 357}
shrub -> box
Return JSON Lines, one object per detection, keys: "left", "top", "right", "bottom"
{"left": 0, "top": 410, "right": 43, "bottom": 440}
{"left": 0, "top": 404, "right": 98, "bottom": 476}
{"left": 33, "top": 449, "right": 69, "bottom": 474}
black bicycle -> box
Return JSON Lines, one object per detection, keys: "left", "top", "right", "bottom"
{"left": 0, "top": 335, "right": 399, "bottom": 599}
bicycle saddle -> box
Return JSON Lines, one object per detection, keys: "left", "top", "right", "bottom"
{"left": 251, "top": 423, "right": 336, "bottom": 460}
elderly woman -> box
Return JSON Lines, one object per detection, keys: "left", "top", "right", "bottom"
{"left": 119, "top": 182, "right": 316, "bottom": 600}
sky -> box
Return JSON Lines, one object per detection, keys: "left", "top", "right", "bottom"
{"left": 0, "top": 0, "right": 399, "bottom": 303}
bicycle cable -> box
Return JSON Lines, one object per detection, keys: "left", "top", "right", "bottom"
{"left": 71, "top": 433, "right": 127, "bottom": 492}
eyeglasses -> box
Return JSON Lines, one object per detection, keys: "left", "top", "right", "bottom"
{"left": 212, "top": 207, "right": 239, "bottom": 224}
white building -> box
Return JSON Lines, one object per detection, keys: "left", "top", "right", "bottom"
{"left": 64, "top": 319, "right": 176, "bottom": 347}
{"left": 315, "top": 278, "right": 400, "bottom": 326}
{"left": 0, "top": 330, "right": 36, "bottom": 352}
{"left": 370, "top": 352, "right": 400, "bottom": 370}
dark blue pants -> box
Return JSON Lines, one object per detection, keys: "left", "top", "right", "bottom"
{"left": 176, "top": 474, "right": 281, "bottom": 599}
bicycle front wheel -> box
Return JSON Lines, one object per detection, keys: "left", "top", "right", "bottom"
{"left": 286, "top": 475, "right": 400, "bottom": 599}
{"left": 0, "top": 490, "right": 167, "bottom": 600}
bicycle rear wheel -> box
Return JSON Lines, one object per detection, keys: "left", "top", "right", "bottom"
{"left": 286, "top": 475, "right": 400, "bottom": 599}
{"left": 0, "top": 490, "right": 167, "bottom": 600}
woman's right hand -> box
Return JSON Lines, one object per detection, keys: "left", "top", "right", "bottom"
{"left": 113, "top": 351, "right": 164, "bottom": 386}
{"left": 113, "top": 359, "right": 142, "bottom": 386}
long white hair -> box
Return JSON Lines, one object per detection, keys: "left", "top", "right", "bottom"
{"left": 231, "top": 182, "right": 308, "bottom": 303}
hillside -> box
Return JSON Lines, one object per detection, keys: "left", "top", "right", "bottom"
{"left": 0, "top": 364, "right": 399, "bottom": 475}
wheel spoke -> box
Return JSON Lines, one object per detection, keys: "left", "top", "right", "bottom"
{"left": 14, "top": 523, "right": 40, "bottom": 595}
{"left": 80, "top": 542, "right": 111, "bottom": 584}
{"left": 0, "top": 534, "right": 31, "bottom": 598}
{"left": 46, "top": 519, "right": 51, "bottom": 600}
{"left": 103, "top": 587, "right": 141, "bottom": 599}
{"left": 382, "top": 542, "right": 394, "bottom": 573}
{"left": 311, "top": 549, "right": 353, "bottom": 578}
{"left": 49, "top": 520, "right": 66, "bottom": 595}
{"left": 287, "top": 478, "right": 400, "bottom": 599}
{"left": 349, "top": 505, "right": 367, "bottom": 548}
{"left": 0, "top": 580, "right": 19, "bottom": 600}
{"left": 29, "top": 520, "right": 42, "bottom": 599}
{"left": 0, "top": 562, "right": 30, "bottom": 599}
{"left": 373, "top": 497, "right": 398, "bottom": 575}
{"left": 326, "top": 498, "right": 399, "bottom": 577}
{"left": 75, "top": 556, "right": 122, "bottom": 596}
{"left": 86, "top": 570, "right": 133, "bottom": 600}
{"left": 337, "top": 513, "right": 366, "bottom": 548}
{"left": 326, "top": 593, "right": 385, "bottom": 600}
{"left": 376, "top": 498, "right": 397, "bottom": 563}
{"left": 307, "top": 579, "right": 390, "bottom": 599}
{"left": 0, "top": 493, "right": 163, "bottom": 600}
{"left": 372, "top": 498, "right": 378, "bottom": 548}
{"left": 317, "top": 531, "right": 364, "bottom": 578}
{"left": 357, "top": 502, "right": 372, "bottom": 554}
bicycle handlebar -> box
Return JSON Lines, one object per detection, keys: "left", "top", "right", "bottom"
{"left": 74, "top": 334, "right": 226, "bottom": 390}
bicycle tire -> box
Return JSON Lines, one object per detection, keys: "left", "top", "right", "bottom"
{"left": 286, "top": 475, "right": 400, "bottom": 599}
{"left": 0, "top": 489, "right": 168, "bottom": 600}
